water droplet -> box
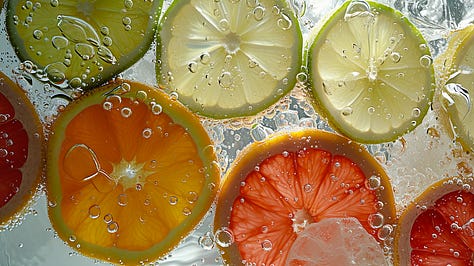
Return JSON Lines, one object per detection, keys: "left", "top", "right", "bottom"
{"left": 368, "top": 213, "right": 384, "bottom": 229}
{"left": 215, "top": 227, "right": 234, "bottom": 248}
{"left": 169, "top": 195, "right": 178, "bottom": 205}
{"left": 344, "top": 0, "right": 371, "bottom": 20}
{"left": 188, "top": 61, "right": 198, "bottom": 73}
{"left": 253, "top": 6, "right": 265, "bottom": 21}
{"left": 218, "top": 72, "right": 232, "bottom": 88}
{"left": 33, "top": 29, "right": 43, "bottom": 40}
{"left": 261, "top": 239, "right": 273, "bottom": 251}
{"left": 124, "top": 0, "right": 133, "bottom": 9}
{"left": 117, "top": 193, "right": 128, "bottom": 206}
{"left": 120, "top": 107, "right": 132, "bottom": 118}
{"left": 390, "top": 52, "right": 401, "bottom": 63}
{"left": 89, "top": 204, "right": 101, "bottom": 219}
{"left": 419, "top": 55, "right": 433, "bottom": 68}
{"left": 277, "top": 14, "right": 292, "bottom": 30}
{"left": 366, "top": 175, "right": 381, "bottom": 190}
{"left": 341, "top": 106, "right": 353, "bottom": 116}
{"left": 200, "top": 53, "right": 211, "bottom": 64}
{"left": 198, "top": 232, "right": 215, "bottom": 250}
{"left": 107, "top": 221, "right": 119, "bottom": 233}
{"left": 142, "top": 128, "right": 152, "bottom": 139}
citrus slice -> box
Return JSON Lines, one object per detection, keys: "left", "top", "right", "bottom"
{"left": 214, "top": 129, "right": 396, "bottom": 265}
{"left": 46, "top": 80, "right": 220, "bottom": 264}
{"left": 395, "top": 177, "right": 474, "bottom": 265}
{"left": 434, "top": 24, "right": 474, "bottom": 152}
{"left": 6, "top": 0, "right": 162, "bottom": 91}
{"left": 0, "top": 71, "right": 43, "bottom": 227}
{"left": 157, "top": 0, "right": 303, "bottom": 119}
{"left": 308, "top": 0, "right": 435, "bottom": 143}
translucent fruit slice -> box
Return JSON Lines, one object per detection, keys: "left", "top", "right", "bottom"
{"left": 46, "top": 80, "right": 219, "bottom": 264}
{"left": 157, "top": 0, "right": 303, "bottom": 118}
{"left": 214, "top": 129, "right": 396, "bottom": 265}
{"left": 286, "top": 217, "right": 386, "bottom": 266}
{"left": 395, "top": 178, "right": 474, "bottom": 265}
{"left": 0, "top": 71, "right": 43, "bottom": 227}
{"left": 308, "top": 0, "right": 435, "bottom": 143}
{"left": 434, "top": 24, "right": 474, "bottom": 152}
{"left": 6, "top": 0, "right": 162, "bottom": 91}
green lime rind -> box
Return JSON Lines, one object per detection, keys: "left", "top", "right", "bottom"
{"left": 156, "top": 0, "right": 303, "bottom": 119}
{"left": 6, "top": 0, "right": 163, "bottom": 92}
{"left": 307, "top": 0, "right": 435, "bottom": 144}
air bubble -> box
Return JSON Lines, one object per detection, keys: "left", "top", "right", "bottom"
{"left": 296, "top": 72, "right": 307, "bottom": 83}
{"left": 186, "top": 191, "right": 198, "bottom": 203}
{"left": 377, "top": 224, "right": 393, "bottom": 240}
{"left": 88, "top": 205, "right": 101, "bottom": 219}
{"left": 33, "top": 30, "right": 43, "bottom": 40}
{"left": 0, "top": 149, "right": 7, "bottom": 158}
{"left": 261, "top": 239, "right": 273, "bottom": 251}
{"left": 69, "top": 235, "right": 77, "bottom": 242}
{"left": 246, "top": 0, "right": 258, "bottom": 8}
{"left": 253, "top": 6, "right": 265, "bottom": 21}
{"left": 107, "top": 222, "right": 119, "bottom": 233}
{"left": 142, "top": 128, "right": 153, "bottom": 139}
{"left": 122, "top": 16, "right": 132, "bottom": 25}
{"left": 124, "top": 0, "right": 133, "bottom": 9}
{"left": 419, "top": 55, "right": 433, "bottom": 68}
{"left": 69, "top": 77, "right": 82, "bottom": 89}
{"left": 367, "top": 106, "right": 375, "bottom": 115}
{"left": 120, "top": 107, "right": 132, "bottom": 118}
{"left": 219, "top": 19, "right": 230, "bottom": 31}
{"left": 188, "top": 61, "right": 198, "bottom": 73}
{"left": 341, "top": 106, "right": 353, "bottom": 116}
{"left": 200, "top": 53, "right": 211, "bottom": 64}
{"left": 277, "top": 14, "right": 292, "bottom": 30}
{"left": 365, "top": 175, "right": 381, "bottom": 190}
{"left": 103, "top": 213, "right": 113, "bottom": 224}
{"left": 151, "top": 102, "right": 162, "bottom": 115}
{"left": 198, "top": 232, "right": 215, "bottom": 250}
{"left": 303, "top": 183, "right": 312, "bottom": 193}
{"left": 169, "top": 196, "right": 178, "bottom": 205}
{"left": 103, "top": 101, "right": 113, "bottom": 110}
{"left": 50, "top": 0, "right": 59, "bottom": 7}
{"left": 103, "top": 36, "right": 113, "bottom": 46}
{"left": 368, "top": 213, "right": 384, "bottom": 229}
{"left": 344, "top": 0, "right": 371, "bottom": 20}
{"left": 412, "top": 107, "right": 421, "bottom": 117}
{"left": 218, "top": 72, "right": 232, "bottom": 88}
{"left": 117, "top": 194, "right": 128, "bottom": 206}
{"left": 215, "top": 227, "right": 234, "bottom": 248}
{"left": 390, "top": 52, "right": 401, "bottom": 63}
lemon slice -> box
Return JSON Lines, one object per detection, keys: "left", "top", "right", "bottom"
{"left": 435, "top": 24, "right": 474, "bottom": 152}
{"left": 157, "top": 0, "right": 303, "bottom": 119}
{"left": 6, "top": 0, "right": 162, "bottom": 91}
{"left": 308, "top": 0, "right": 435, "bottom": 143}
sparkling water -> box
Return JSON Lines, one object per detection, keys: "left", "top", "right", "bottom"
{"left": 1, "top": 0, "right": 474, "bottom": 265}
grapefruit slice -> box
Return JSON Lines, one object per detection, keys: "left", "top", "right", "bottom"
{"left": 46, "top": 80, "right": 220, "bottom": 264}
{"left": 395, "top": 177, "right": 474, "bottom": 265}
{"left": 214, "top": 129, "right": 396, "bottom": 265}
{"left": 0, "top": 71, "right": 44, "bottom": 227}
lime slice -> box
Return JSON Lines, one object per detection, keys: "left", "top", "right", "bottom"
{"left": 157, "top": 0, "right": 303, "bottom": 119}
{"left": 308, "top": 0, "right": 435, "bottom": 143}
{"left": 435, "top": 25, "right": 474, "bottom": 152}
{"left": 6, "top": 0, "right": 162, "bottom": 92}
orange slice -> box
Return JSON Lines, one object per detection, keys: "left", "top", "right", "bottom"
{"left": 0, "top": 71, "right": 43, "bottom": 227}
{"left": 214, "top": 129, "right": 396, "bottom": 265}
{"left": 395, "top": 177, "right": 474, "bottom": 265}
{"left": 46, "top": 80, "right": 219, "bottom": 264}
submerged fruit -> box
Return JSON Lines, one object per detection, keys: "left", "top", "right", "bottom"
{"left": 6, "top": 0, "right": 162, "bottom": 91}
{"left": 0, "top": 71, "right": 43, "bottom": 227}
{"left": 214, "top": 129, "right": 395, "bottom": 265}
{"left": 157, "top": 0, "right": 303, "bottom": 118}
{"left": 46, "top": 80, "right": 219, "bottom": 264}
{"left": 308, "top": 1, "right": 435, "bottom": 143}
{"left": 434, "top": 24, "right": 474, "bottom": 152}
{"left": 395, "top": 177, "right": 474, "bottom": 265}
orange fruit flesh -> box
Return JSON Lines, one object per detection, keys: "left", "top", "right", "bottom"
{"left": 410, "top": 190, "right": 474, "bottom": 265}
{"left": 215, "top": 130, "right": 396, "bottom": 265}
{"left": 47, "top": 81, "right": 219, "bottom": 263}
{"left": 0, "top": 71, "right": 43, "bottom": 226}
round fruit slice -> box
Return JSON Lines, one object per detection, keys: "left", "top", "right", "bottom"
{"left": 6, "top": 0, "right": 162, "bottom": 91}
{"left": 46, "top": 80, "right": 219, "bottom": 264}
{"left": 0, "top": 71, "right": 43, "bottom": 227}
{"left": 214, "top": 129, "right": 396, "bottom": 265}
{"left": 395, "top": 177, "right": 474, "bottom": 265}
{"left": 308, "top": 1, "right": 435, "bottom": 143}
{"left": 434, "top": 24, "right": 474, "bottom": 152}
{"left": 157, "top": 0, "right": 303, "bottom": 119}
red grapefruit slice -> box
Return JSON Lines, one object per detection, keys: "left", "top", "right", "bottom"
{"left": 395, "top": 177, "right": 474, "bottom": 265}
{"left": 214, "top": 129, "right": 396, "bottom": 265}
{"left": 0, "top": 71, "right": 43, "bottom": 227}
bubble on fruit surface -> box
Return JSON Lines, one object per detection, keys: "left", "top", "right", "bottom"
{"left": 344, "top": 0, "right": 371, "bottom": 20}
{"left": 261, "top": 239, "right": 273, "bottom": 251}
{"left": 215, "top": 227, "right": 234, "bottom": 248}
{"left": 368, "top": 213, "right": 384, "bottom": 229}
{"left": 88, "top": 204, "right": 101, "bottom": 219}
{"left": 198, "top": 232, "right": 215, "bottom": 250}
